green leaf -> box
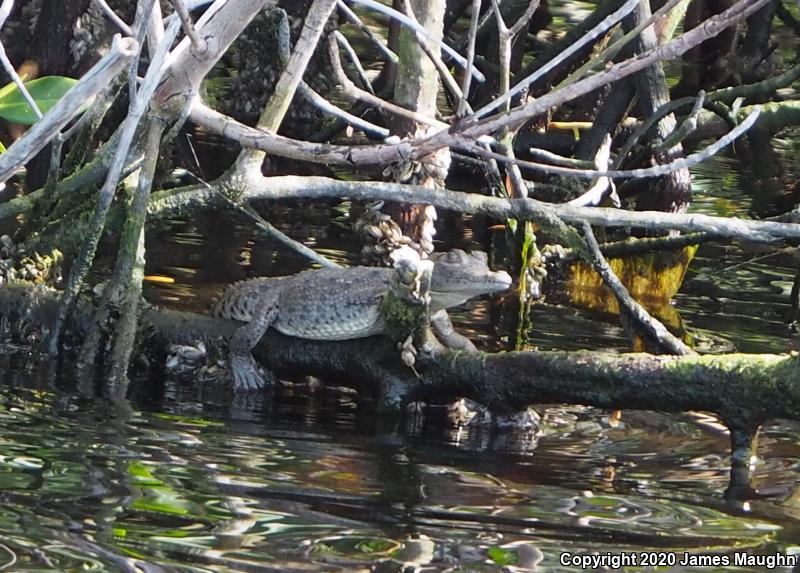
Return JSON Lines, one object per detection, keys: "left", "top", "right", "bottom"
{"left": 488, "top": 547, "right": 518, "bottom": 565}
{"left": 0, "top": 76, "right": 78, "bottom": 125}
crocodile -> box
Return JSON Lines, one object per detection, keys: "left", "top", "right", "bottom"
{"left": 212, "top": 249, "right": 513, "bottom": 390}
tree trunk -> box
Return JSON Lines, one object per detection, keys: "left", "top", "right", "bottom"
{"left": 386, "top": 0, "right": 448, "bottom": 252}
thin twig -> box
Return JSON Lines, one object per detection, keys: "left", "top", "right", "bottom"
{"left": 398, "top": 0, "right": 467, "bottom": 110}
{"left": 187, "top": 162, "right": 339, "bottom": 268}
{"left": 567, "top": 134, "right": 616, "bottom": 207}
{"left": 172, "top": 0, "right": 206, "bottom": 52}
{"left": 0, "top": 43, "right": 42, "bottom": 120}
{"left": 489, "top": 0, "right": 539, "bottom": 198}
{"left": 555, "top": 232, "right": 713, "bottom": 263}
{"left": 452, "top": 0, "right": 496, "bottom": 52}
{"left": 614, "top": 94, "right": 699, "bottom": 170}
{"left": 0, "top": 36, "right": 138, "bottom": 183}
{"left": 92, "top": 0, "right": 134, "bottom": 36}
{"left": 298, "top": 82, "right": 389, "bottom": 138}
{"left": 654, "top": 91, "right": 705, "bottom": 152}
{"left": 128, "top": 0, "right": 159, "bottom": 101}
{"left": 474, "top": 0, "right": 639, "bottom": 119}
{"left": 236, "top": 0, "right": 337, "bottom": 173}
{"left": 709, "top": 63, "right": 800, "bottom": 104}
{"left": 469, "top": 108, "right": 761, "bottom": 180}
{"left": 336, "top": 0, "right": 397, "bottom": 64}
{"left": 256, "top": 0, "right": 337, "bottom": 132}
{"left": 346, "top": 0, "right": 485, "bottom": 82}
{"left": 462, "top": 0, "right": 770, "bottom": 139}
{"left": 528, "top": 148, "right": 593, "bottom": 168}
{"left": 234, "top": 199, "right": 340, "bottom": 268}
{"left": 190, "top": 98, "right": 757, "bottom": 175}
{"left": 191, "top": 0, "right": 769, "bottom": 169}
{"left": 509, "top": 0, "right": 539, "bottom": 37}
{"left": 580, "top": 222, "right": 696, "bottom": 356}
{"left": 334, "top": 31, "right": 377, "bottom": 94}
{"left": 327, "top": 35, "right": 448, "bottom": 130}
{"left": 0, "top": 541, "right": 16, "bottom": 571}
{"left": 0, "top": 0, "right": 13, "bottom": 28}
{"left": 558, "top": 0, "right": 686, "bottom": 89}
{"left": 457, "top": 0, "right": 481, "bottom": 117}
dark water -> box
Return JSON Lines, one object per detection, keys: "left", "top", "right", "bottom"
{"left": 0, "top": 363, "right": 798, "bottom": 572}
{"left": 2, "top": 144, "right": 800, "bottom": 569}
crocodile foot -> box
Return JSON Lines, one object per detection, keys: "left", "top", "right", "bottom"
{"left": 230, "top": 353, "right": 272, "bottom": 391}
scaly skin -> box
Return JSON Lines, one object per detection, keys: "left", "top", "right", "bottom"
{"left": 213, "top": 250, "right": 512, "bottom": 390}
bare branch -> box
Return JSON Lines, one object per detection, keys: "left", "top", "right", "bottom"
{"left": 457, "top": 0, "right": 481, "bottom": 117}
{"left": 508, "top": 0, "right": 539, "bottom": 37}
{"left": 398, "top": 0, "right": 467, "bottom": 109}
{"left": 128, "top": 0, "right": 158, "bottom": 101}
{"left": 654, "top": 91, "right": 705, "bottom": 152}
{"left": 0, "top": 36, "right": 138, "bottom": 184}
{"left": 327, "top": 37, "right": 447, "bottom": 130}
{"left": 150, "top": 174, "right": 800, "bottom": 244}
{"left": 227, "top": 198, "right": 340, "bottom": 268}
{"left": 257, "top": 0, "right": 337, "bottom": 133}
{"left": 0, "top": 0, "right": 13, "bottom": 28}
{"left": 336, "top": 0, "right": 397, "bottom": 64}
{"left": 345, "top": 0, "right": 485, "bottom": 82}
{"left": 154, "top": 0, "right": 268, "bottom": 113}
{"left": 0, "top": 1, "right": 41, "bottom": 121}
{"left": 567, "top": 134, "right": 616, "bottom": 207}
{"left": 92, "top": 0, "right": 134, "bottom": 36}
{"left": 189, "top": 101, "right": 759, "bottom": 176}
{"left": 528, "top": 148, "right": 593, "bottom": 168}
{"left": 473, "top": 0, "right": 639, "bottom": 119}
{"left": 194, "top": 0, "right": 768, "bottom": 171}
{"left": 172, "top": 0, "right": 206, "bottom": 53}
{"left": 472, "top": 109, "right": 758, "bottom": 179}
{"left": 464, "top": 0, "right": 769, "bottom": 135}
{"left": 146, "top": 0, "right": 164, "bottom": 48}
{"left": 298, "top": 82, "right": 389, "bottom": 138}
{"left": 0, "top": 43, "right": 42, "bottom": 120}
{"left": 334, "top": 31, "right": 376, "bottom": 94}
{"left": 581, "top": 222, "right": 695, "bottom": 356}
{"left": 558, "top": 0, "right": 686, "bottom": 90}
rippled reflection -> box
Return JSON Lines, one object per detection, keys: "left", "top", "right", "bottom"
{"left": 0, "top": 375, "right": 796, "bottom": 572}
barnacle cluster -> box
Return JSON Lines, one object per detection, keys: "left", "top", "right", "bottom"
{"left": 354, "top": 201, "right": 413, "bottom": 263}
{"left": 0, "top": 235, "right": 63, "bottom": 287}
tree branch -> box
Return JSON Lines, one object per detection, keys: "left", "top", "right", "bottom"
{"left": 149, "top": 174, "right": 800, "bottom": 244}
{"left": 0, "top": 36, "right": 138, "bottom": 183}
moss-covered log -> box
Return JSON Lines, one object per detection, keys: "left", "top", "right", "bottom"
{"left": 3, "top": 282, "right": 799, "bottom": 428}
{"left": 2, "top": 281, "right": 797, "bottom": 497}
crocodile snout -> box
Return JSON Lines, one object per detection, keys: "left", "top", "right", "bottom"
{"left": 490, "top": 270, "right": 513, "bottom": 292}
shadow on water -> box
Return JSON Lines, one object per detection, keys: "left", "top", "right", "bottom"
{"left": 1, "top": 143, "right": 800, "bottom": 569}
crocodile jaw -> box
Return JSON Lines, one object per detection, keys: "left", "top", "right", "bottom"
{"left": 430, "top": 269, "right": 512, "bottom": 311}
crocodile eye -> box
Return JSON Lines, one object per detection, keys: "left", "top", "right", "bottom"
{"left": 472, "top": 251, "right": 488, "bottom": 263}
{"left": 445, "top": 250, "right": 460, "bottom": 263}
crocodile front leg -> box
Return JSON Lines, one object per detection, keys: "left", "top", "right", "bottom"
{"left": 229, "top": 291, "right": 279, "bottom": 391}
{"left": 430, "top": 310, "right": 477, "bottom": 352}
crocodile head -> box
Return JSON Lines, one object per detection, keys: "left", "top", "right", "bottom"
{"left": 428, "top": 249, "right": 512, "bottom": 311}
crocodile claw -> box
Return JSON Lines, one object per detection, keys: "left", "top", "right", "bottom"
{"left": 230, "top": 354, "right": 271, "bottom": 391}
